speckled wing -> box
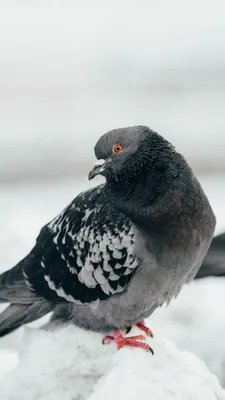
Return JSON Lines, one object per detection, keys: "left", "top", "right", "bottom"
{"left": 24, "top": 185, "right": 140, "bottom": 304}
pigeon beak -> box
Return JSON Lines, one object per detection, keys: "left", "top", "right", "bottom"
{"left": 88, "top": 158, "right": 112, "bottom": 180}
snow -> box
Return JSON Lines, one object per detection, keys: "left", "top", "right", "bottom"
{"left": 0, "top": 173, "right": 225, "bottom": 398}
{"left": 90, "top": 339, "right": 225, "bottom": 400}
{"left": 150, "top": 278, "right": 225, "bottom": 388}
{"left": 0, "top": 326, "right": 224, "bottom": 400}
{"left": 0, "top": 348, "right": 19, "bottom": 380}
{"left": 0, "top": 326, "right": 114, "bottom": 400}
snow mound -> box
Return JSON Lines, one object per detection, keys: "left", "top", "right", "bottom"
{"left": 0, "top": 348, "right": 19, "bottom": 380}
{"left": 90, "top": 339, "right": 225, "bottom": 400}
{"left": 150, "top": 278, "right": 225, "bottom": 387}
{"left": 0, "top": 325, "right": 224, "bottom": 400}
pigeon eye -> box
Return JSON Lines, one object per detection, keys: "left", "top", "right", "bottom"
{"left": 113, "top": 144, "right": 123, "bottom": 153}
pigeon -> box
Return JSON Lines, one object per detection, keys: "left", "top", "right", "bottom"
{"left": 195, "top": 232, "right": 225, "bottom": 279}
{"left": 0, "top": 125, "right": 216, "bottom": 352}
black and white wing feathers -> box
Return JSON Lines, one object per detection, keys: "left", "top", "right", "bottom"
{"left": 24, "top": 184, "right": 140, "bottom": 304}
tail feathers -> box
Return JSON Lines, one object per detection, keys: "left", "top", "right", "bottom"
{"left": 0, "top": 259, "right": 40, "bottom": 304}
{"left": 195, "top": 233, "right": 225, "bottom": 279}
{"left": 0, "top": 300, "right": 53, "bottom": 337}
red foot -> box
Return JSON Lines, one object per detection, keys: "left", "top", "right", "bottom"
{"left": 103, "top": 329, "right": 154, "bottom": 354}
{"left": 136, "top": 320, "right": 153, "bottom": 337}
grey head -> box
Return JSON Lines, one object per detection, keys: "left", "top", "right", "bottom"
{"left": 88, "top": 125, "right": 178, "bottom": 183}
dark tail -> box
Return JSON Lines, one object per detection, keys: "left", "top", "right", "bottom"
{"left": 195, "top": 232, "right": 225, "bottom": 279}
{"left": 0, "top": 301, "right": 53, "bottom": 337}
{"left": 0, "top": 261, "right": 53, "bottom": 337}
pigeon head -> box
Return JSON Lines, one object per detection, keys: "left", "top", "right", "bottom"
{"left": 88, "top": 125, "right": 177, "bottom": 183}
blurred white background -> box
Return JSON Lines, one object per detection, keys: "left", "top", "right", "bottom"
{"left": 0, "top": 0, "right": 225, "bottom": 181}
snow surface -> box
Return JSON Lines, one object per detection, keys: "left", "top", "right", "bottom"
{"left": 150, "top": 278, "right": 225, "bottom": 388}
{"left": 0, "top": 174, "right": 225, "bottom": 398}
{"left": 0, "top": 326, "right": 224, "bottom": 400}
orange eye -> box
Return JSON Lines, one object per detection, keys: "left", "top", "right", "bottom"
{"left": 113, "top": 143, "right": 123, "bottom": 153}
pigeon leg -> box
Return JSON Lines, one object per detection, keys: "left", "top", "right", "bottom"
{"left": 103, "top": 329, "right": 154, "bottom": 354}
{"left": 136, "top": 320, "right": 153, "bottom": 337}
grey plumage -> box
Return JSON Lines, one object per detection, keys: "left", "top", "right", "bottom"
{"left": 0, "top": 125, "right": 216, "bottom": 336}
{"left": 195, "top": 232, "right": 225, "bottom": 279}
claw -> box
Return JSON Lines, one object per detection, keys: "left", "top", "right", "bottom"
{"left": 102, "top": 329, "right": 154, "bottom": 354}
{"left": 125, "top": 326, "right": 132, "bottom": 335}
{"left": 136, "top": 320, "right": 153, "bottom": 337}
{"left": 102, "top": 335, "right": 115, "bottom": 345}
